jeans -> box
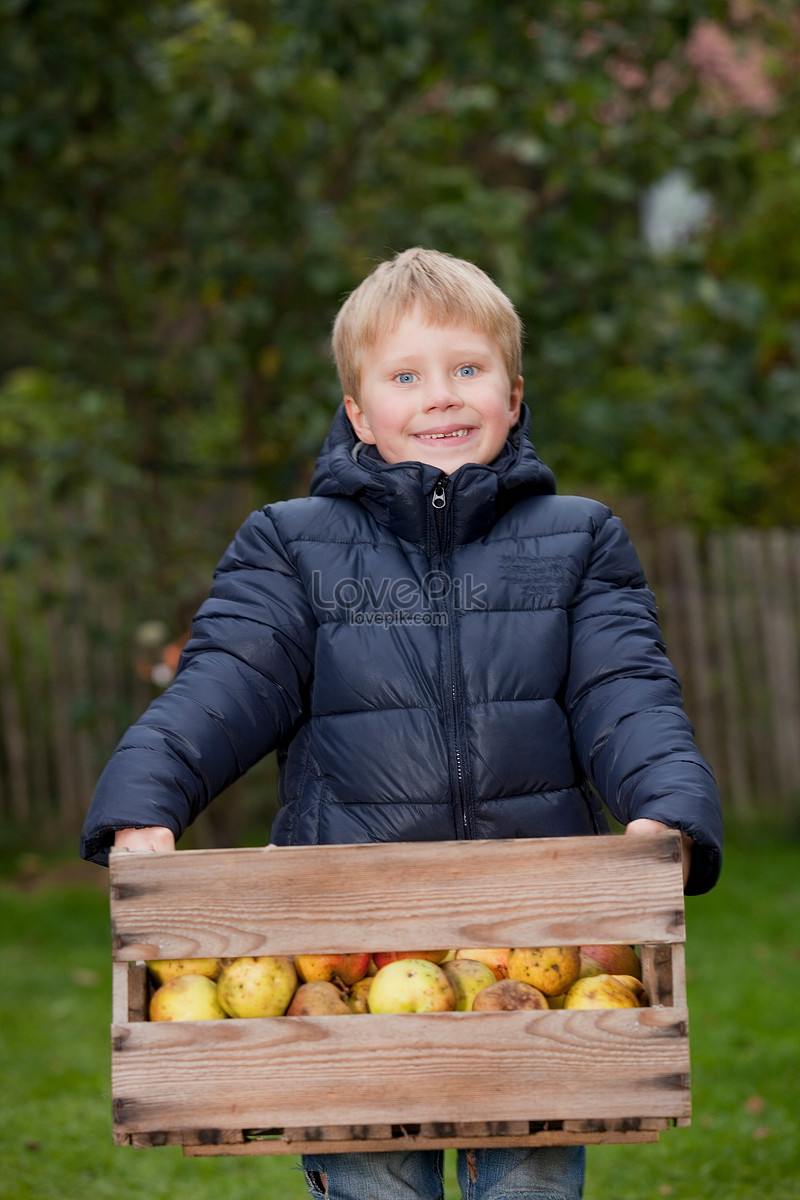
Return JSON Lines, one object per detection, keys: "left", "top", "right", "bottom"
{"left": 302, "top": 1146, "right": 585, "bottom": 1199}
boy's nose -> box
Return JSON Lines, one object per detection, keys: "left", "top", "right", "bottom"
{"left": 422, "top": 374, "right": 464, "bottom": 409}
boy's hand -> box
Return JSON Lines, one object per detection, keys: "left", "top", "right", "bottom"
{"left": 114, "top": 826, "right": 176, "bottom": 853}
{"left": 625, "top": 818, "right": 692, "bottom": 886}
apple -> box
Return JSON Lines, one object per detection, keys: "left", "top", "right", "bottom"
{"left": 216, "top": 956, "right": 298, "bottom": 1018}
{"left": 368, "top": 959, "right": 456, "bottom": 1013}
{"left": 442, "top": 959, "right": 497, "bottom": 1011}
{"left": 471, "top": 979, "right": 549, "bottom": 1012}
{"left": 286, "top": 981, "right": 351, "bottom": 1015}
{"left": 578, "top": 944, "right": 641, "bottom": 981}
{"left": 454, "top": 947, "right": 509, "bottom": 981}
{"left": 563, "top": 974, "right": 648, "bottom": 1009}
{"left": 507, "top": 947, "right": 581, "bottom": 997}
{"left": 372, "top": 950, "right": 449, "bottom": 969}
{"left": 294, "top": 953, "right": 371, "bottom": 988}
{"left": 346, "top": 977, "right": 374, "bottom": 1013}
{"left": 149, "top": 974, "right": 227, "bottom": 1021}
{"left": 146, "top": 958, "right": 222, "bottom": 986}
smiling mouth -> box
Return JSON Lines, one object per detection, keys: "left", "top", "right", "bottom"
{"left": 414, "top": 428, "right": 473, "bottom": 441}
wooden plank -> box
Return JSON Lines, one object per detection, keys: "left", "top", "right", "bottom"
{"left": 183, "top": 1127, "right": 663, "bottom": 1156}
{"left": 111, "top": 1006, "right": 690, "bottom": 1136}
{"left": 110, "top": 834, "right": 685, "bottom": 962}
{"left": 707, "top": 532, "right": 751, "bottom": 813}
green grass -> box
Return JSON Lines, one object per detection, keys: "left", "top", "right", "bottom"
{"left": 0, "top": 839, "right": 798, "bottom": 1200}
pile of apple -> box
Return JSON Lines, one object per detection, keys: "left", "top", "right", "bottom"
{"left": 145, "top": 945, "right": 647, "bottom": 1021}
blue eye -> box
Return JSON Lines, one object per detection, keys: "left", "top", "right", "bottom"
{"left": 395, "top": 372, "right": 417, "bottom": 384}
{"left": 457, "top": 365, "right": 477, "bottom": 377}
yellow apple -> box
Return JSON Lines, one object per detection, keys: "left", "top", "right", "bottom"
{"left": 346, "top": 977, "right": 374, "bottom": 1013}
{"left": 368, "top": 959, "right": 456, "bottom": 1013}
{"left": 146, "top": 958, "right": 222, "bottom": 986}
{"left": 149, "top": 974, "right": 227, "bottom": 1021}
{"left": 442, "top": 959, "right": 497, "bottom": 1011}
{"left": 563, "top": 973, "right": 648, "bottom": 1009}
{"left": 507, "top": 946, "right": 581, "bottom": 997}
{"left": 216, "top": 956, "right": 298, "bottom": 1018}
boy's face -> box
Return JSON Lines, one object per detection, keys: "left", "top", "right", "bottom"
{"left": 343, "top": 309, "right": 523, "bottom": 474}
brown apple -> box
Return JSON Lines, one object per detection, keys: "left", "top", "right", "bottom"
{"left": 507, "top": 946, "right": 581, "bottom": 997}
{"left": 471, "top": 979, "right": 549, "bottom": 1011}
{"left": 286, "top": 981, "right": 351, "bottom": 1015}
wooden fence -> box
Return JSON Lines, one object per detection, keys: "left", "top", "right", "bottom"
{"left": 1, "top": 526, "right": 799, "bottom": 841}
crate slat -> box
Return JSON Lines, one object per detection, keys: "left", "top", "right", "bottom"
{"left": 112, "top": 1005, "right": 689, "bottom": 1136}
{"left": 110, "top": 833, "right": 684, "bottom": 961}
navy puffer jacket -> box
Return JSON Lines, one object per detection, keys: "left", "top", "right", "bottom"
{"left": 81, "top": 404, "right": 723, "bottom": 893}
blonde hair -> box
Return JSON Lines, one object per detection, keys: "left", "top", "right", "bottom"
{"left": 332, "top": 248, "right": 523, "bottom": 400}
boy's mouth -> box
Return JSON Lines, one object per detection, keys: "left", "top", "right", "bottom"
{"left": 414, "top": 427, "right": 473, "bottom": 441}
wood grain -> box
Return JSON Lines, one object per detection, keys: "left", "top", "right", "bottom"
{"left": 112, "top": 1006, "right": 690, "bottom": 1135}
{"left": 110, "top": 833, "right": 685, "bottom": 961}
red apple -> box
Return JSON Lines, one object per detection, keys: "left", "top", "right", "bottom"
{"left": 454, "top": 947, "right": 509, "bottom": 980}
{"left": 372, "top": 950, "right": 449, "bottom": 969}
{"left": 294, "top": 952, "right": 371, "bottom": 987}
{"left": 578, "top": 944, "right": 641, "bottom": 980}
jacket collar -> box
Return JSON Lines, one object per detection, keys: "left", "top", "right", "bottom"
{"left": 309, "top": 402, "right": 556, "bottom": 546}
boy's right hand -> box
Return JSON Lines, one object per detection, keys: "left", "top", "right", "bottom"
{"left": 114, "top": 826, "right": 176, "bottom": 853}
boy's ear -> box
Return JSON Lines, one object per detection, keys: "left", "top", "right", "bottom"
{"left": 509, "top": 376, "right": 524, "bottom": 425}
{"left": 344, "top": 394, "right": 377, "bottom": 444}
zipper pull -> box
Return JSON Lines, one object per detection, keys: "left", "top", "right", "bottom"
{"left": 432, "top": 476, "right": 447, "bottom": 510}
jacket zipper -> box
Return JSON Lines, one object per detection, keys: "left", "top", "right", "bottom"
{"left": 430, "top": 475, "right": 473, "bottom": 840}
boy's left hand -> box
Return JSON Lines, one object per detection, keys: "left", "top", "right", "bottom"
{"left": 625, "top": 818, "right": 693, "bottom": 887}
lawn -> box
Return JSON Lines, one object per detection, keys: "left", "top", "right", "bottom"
{"left": 0, "top": 837, "right": 798, "bottom": 1200}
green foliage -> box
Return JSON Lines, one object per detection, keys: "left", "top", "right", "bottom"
{"left": 2, "top": 0, "right": 800, "bottom": 546}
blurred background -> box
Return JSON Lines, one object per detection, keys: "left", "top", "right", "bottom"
{"left": 2, "top": 0, "right": 800, "bottom": 856}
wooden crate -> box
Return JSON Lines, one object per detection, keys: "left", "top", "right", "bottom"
{"left": 109, "top": 831, "right": 690, "bottom": 1157}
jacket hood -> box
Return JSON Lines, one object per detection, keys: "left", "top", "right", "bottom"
{"left": 309, "top": 401, "right": 557, "bottom": 545}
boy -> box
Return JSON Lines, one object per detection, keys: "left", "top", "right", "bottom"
{"left": 82, "top": 248, "right": 723, "bottom": 1200}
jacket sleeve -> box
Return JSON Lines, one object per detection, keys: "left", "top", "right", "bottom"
{"left": 80, "top": 508, "right": 316, "bottom": 865}
{"left": 565, "top": 510, "right": 723, "bottom": 895}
